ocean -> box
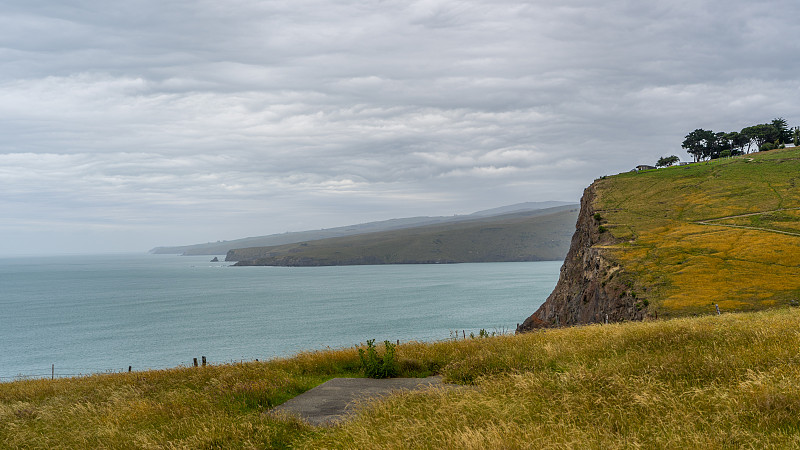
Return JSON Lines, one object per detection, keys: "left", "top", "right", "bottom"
{"left": 0, "top": 254, "right": 558, "bottom": 380}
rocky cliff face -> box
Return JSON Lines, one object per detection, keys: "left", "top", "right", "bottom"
{"left": 517, "top": 182, "right": 647, "bottom": 332}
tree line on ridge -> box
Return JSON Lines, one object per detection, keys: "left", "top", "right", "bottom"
{"left": 681, "top": 118, "right": 798, "bottom": 162}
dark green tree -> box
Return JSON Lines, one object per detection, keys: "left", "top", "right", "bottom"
{"left": 741, "top": 124, "right": 779, "bottom": 150}
{"left": 682, "top": 129, "right": 715, "bottom": 162}
{"left": 771, "top": 118, "right": 790, "bottom": 144}
{"left": 709, "top": 132, "right": 732, "bottom": 159}
{"left": 793, "top": 126, "right": 800, "bottom": 146}
{"left": 728, "top": 131, "right": 750, "bottom": 154}
{"left": 656, "top": 155, "right": 680, "bottom": 167}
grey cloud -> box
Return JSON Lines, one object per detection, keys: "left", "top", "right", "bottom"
{"left": 1, "top": 0, "right": 799, "bottom": 254}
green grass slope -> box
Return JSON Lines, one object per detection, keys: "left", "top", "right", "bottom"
{"left": 594, "top": 147, "right": 800, "bottom": 318}
{"left": 228, "top": 206, "right": 578, "bottom": 266}
{"left": 3, "top": 308, "right": 800, "bottom": 448}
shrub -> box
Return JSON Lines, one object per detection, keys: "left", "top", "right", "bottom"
{"left": 358, "top": 339, "right": 399, "bottom": 379}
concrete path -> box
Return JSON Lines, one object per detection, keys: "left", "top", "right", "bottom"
{"left": 270, "top": 376, "right": 445, "bottom": 426}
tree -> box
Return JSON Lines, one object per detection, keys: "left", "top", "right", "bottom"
{"left": 681, "top": 119, "right": 793, "bottom": 159}
{"left": 656, "top": 155, "right": 680, "bottom": 167}
{"left": 709, "top": 131, "right": 732, "bottom": 159}
{"left": 741, "top": 124, "right": 779, "bottom": 150}
{"left": 682, "top": 129, "right": 716, "bottom": 162}
{"left": 771, "top": 117, "right": 790, "bottom": 144}
{"left": 728, "top": 131, "right": 750, "bottom": 154}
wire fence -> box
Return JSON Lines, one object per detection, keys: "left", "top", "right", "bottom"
{"left": 0, "top": 366, "right": 136, "bottom": 382}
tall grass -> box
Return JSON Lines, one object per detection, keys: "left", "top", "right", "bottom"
{"left": 3, "top": 308, "right": 800, "bottom": 448}
{"left": 305, "top": 308, "right": 800, "bottom": 449}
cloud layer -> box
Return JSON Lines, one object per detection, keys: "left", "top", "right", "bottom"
{"left": 1, "top": 0, "right": 799, "bottom": 254}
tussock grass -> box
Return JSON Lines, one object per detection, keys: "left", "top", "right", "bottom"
{"left": 4, "top": 308, "right": 800, "bottom": 448}
{"left": 0, "top": 350, "right": 364, "bottom": 449}
{"left": 304, "top": 308, "right": 800, "bottom": 449}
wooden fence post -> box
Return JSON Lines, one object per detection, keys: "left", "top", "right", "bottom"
{"left": 202, "top": 356, "right": 206, "bottom": 367}
{"left": 52, "top": 364, "right": 54, "bottom": 380}
{"left": 193, "top": 358, "right": 198, "bottom": 367}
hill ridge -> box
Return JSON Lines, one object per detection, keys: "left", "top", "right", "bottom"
{"left": 150, "top": 201, "right": 574, "bottom": 256}
{"left": 228, "top": 206, "right": 578, "bottom": 266}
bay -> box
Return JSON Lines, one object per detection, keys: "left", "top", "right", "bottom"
{"left": 0, "top": 254, "right": 558, "bottom": 380}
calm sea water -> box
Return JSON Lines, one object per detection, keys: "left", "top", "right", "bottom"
{"left": 0, "top": 254, "right": 559, "bottom": 380}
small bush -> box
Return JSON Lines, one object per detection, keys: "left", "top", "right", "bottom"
{"left": 593, "top": 212, "right": 602, "bottom": 221}
{"left": 358, "top": 339, "right": 399, "bottom": 379}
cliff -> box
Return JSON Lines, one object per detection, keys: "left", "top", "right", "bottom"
{"left": 519, "top": 147, "right": 800, "bottom": 331}
{"left": 517, "top": 183, "right": 646, "bottom": 331}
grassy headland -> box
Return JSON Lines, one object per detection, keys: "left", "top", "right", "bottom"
{"left": 228, "top": 206, "right": 578, "bottom": 266}
{"left": 593, "top": 147, "right": 800, "bottom": 318}
{"left": 3, "top": 307, "right": 800, "bottom": 448}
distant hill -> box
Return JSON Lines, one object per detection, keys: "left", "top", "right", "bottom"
{"left": 465, "top": 201, "right": 576, "bottom": 217}
{"left": 149, "top": 201, "right": 575, "bottom": 256}
{"left": 228, "top": 205, "right": 579, "bottom": 266}
{"left": 519, "top": 147, "right": 800, "bottom": 331}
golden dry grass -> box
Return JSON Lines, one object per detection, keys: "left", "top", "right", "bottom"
{"left": 304, "top": 308, "right": 800, "bottom": 449}
{"left": 4, "top": 308, "right": 800, "bottom": 448}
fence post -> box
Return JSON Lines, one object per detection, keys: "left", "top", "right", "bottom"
{"left": 193, "top": 358, "right": 198, "bottom": 367}
{"left": 128, "top": 366, "right": 132, "bottom": 373}
{"left": 202, "top": 356, "right": 206, "bottom": 367}
{"left": 52, "top": 364, "right": 54, "bottom": 380}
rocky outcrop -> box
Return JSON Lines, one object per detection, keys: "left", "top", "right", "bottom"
{"left": 517, "top": 182, "right": 646, "bottom": 332}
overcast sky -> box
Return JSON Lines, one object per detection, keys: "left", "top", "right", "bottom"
{"left": 1, "top": 0, "right": 799, "bottom": 255}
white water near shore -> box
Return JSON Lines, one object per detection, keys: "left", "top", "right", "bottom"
{"left": 0, "top": 254, "right": 558, "bottom": 380}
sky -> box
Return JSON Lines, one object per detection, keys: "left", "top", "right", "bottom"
{"left": 1, "top": 0, "right": 799, "bottom": 255}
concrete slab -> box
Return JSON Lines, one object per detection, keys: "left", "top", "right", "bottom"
{"left": 270, "top": 376, "right": 445, "bottom": 426}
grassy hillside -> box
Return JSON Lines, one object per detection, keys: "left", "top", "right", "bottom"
{"left": 594, "top": 147, "right": 800, "bottom": 318}
{"left": 150, "top": 201, "right": 573, "bottom": 256}
{"left": 3, "top": 308, "right": 800, "bottom": 448}
{"left": 228, "top": 206, "right": 578, "bottom": 266}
